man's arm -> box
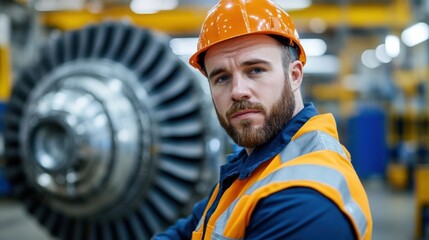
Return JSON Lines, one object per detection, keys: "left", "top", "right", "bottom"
{"left": 245, "top": 187, "right": 357, "bottom": 240}
{"left": 152, "top": 198, "right": 208, "bottom": 240}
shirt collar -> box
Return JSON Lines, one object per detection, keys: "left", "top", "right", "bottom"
{"left": 220, "top": 103, "right": 318, "bottom": 181}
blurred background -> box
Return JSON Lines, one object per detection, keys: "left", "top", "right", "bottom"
{"left": 0, "top": 0, "right": 428, "bottom": 239}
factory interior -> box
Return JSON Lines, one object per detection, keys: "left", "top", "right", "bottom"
{"left": 0, "top": 0, "right": 428, "bottom": 239}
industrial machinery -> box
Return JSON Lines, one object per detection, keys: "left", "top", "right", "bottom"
{"left": 3, "top": 20, "right": 223, "bottom": 239}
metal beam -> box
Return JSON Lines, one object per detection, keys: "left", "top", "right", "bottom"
{"left": 40, "top": 0, "right": 411, "bottom": 34}
{"left": 291, "top": 0, "right": 411, "bottom": 29}
{"left": 40, "top": 6, "right": 208, "bottom": 35}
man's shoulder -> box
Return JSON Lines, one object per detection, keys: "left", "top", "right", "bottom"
{"left": 246, "top": 187, "right": 356, "bottom": 239}
{"left": 257, "top": 187, "right": 339, "bottom": 213}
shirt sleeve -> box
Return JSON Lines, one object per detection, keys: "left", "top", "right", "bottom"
{"left": 152, "top": 197, "right": 208, "bottom": 240}
{"left": 245, "top": 187, "right": 357, "bottom": 240}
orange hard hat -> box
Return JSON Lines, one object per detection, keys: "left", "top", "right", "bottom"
{"left": 189, "top": 0, "right": 307, "bottom": 75}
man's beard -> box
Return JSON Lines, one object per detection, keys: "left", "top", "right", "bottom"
{"left": 216, "top": 81, "right": 295, "bottom": 149}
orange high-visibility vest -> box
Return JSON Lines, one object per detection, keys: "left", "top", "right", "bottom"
{"left": 192, "top": 114, "right": 372, "bottom": 240}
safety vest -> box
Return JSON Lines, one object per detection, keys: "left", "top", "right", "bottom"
{"left": 192, "top": 114, "right": 372, "bottom": 240}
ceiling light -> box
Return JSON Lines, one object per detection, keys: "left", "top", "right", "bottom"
{"left": 385, "top": 35, "right": 400, "bottom": 58}
{"left": 375, "top": 44, "right": 391, "bottom": 63}
{"left": 170, "top": 38, "right": 198, "bottom": 56}
{"left": 401, "top": 22, "right": 429, "bottom": 47}
{"left": 0, "top": 14, "right": 10, "bottom": 46}
{"left": 131, "top": 0, "right": 178, "bottom": 14}
{"left": 34, "top": 0, "right": 85, "bottom": 11}
{"left": 361, "top": 49, "right": 381, "bottom": 69}
{"left": 300, "top": 39, "right": 327, "bottom": 57}
{"left": 274, "top": 0, "right": 312, "bottom": 10}
{"left": 303, "top": 55, "right": 339, "bottom": 75}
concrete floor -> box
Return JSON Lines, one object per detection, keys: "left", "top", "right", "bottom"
{"left": 0, "top": 199, "right": 55, "bottom": 240}
{"left": 0, "top": 178, "right": 417, "bottom": 240}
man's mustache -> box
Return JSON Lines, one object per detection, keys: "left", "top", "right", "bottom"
{"left": 226, "top": 100, "right": 267, "bottom": 119}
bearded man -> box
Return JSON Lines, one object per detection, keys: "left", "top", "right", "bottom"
{"left": 153, "top": 0, "right": 372, "bottom": 239}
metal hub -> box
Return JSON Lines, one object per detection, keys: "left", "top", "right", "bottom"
{"left": 31, "top": 118, "right": 75, "bottom": 173}
{"left": 20, "top": 60, "right": 154, "bottom": 218}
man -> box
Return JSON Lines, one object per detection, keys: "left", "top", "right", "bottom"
{"left": 154, "top": 0, "right": 372, "bottom": 239}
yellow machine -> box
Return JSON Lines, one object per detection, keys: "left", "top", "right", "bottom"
{"left": 0, "top": 14, "right": 11, "bottom": 108}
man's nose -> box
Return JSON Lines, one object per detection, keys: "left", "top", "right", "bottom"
{"left": 230, "top": 76, "right": 251, "bottom": 101}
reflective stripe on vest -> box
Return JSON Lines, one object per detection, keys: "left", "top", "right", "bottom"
{"left": 213, "top": 130, "right": 367, "bottom": 239}
{"left": 280, "top": 130, "right": 349, "bottom": 163}
{"left": 195, "top": 215, "right": 203, "bottom": 233}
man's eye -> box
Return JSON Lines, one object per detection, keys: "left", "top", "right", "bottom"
{"left": 249, "top": 68, "right": 265, "bottom": 74}
{"left": 215, "top": 75, "right": 229, "bottom": 84}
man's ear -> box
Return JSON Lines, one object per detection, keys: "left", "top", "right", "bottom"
{"left": 289, "top": 60, "right": 303, "bottom": 92}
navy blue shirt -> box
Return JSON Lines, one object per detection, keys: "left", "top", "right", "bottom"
{"left": 154, "top": 103, "right": 356, "bottom": 239}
